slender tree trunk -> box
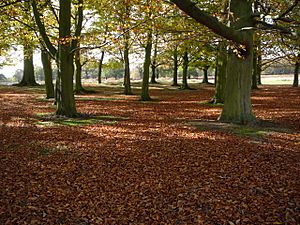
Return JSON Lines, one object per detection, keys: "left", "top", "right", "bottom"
{"left": 124, "top": 33, "right": 132, "bottom": 95}
{"left": 172, "top": 47, "right": 179, "bottom": 86}
{"left": 219, "top": 0, "right": 255, "bottom": 124}
{"left": 56, "top": 0, "right": 77, "bottom": 117}
{"left": 19, "top": 45, "right": 38, "bottom": 86}
{"left": 150, "top": 33, "right": 158, "bottom": 84}
{"left": 98, "top": 51, "right": 104, "bottom": 84}
{"left": 211, "top": 42, "right": 227, "bottom": 104}
{"left": 257, "top": 49, "right": 262, "bottom": 85}
{"left": 74, "top": 50, "right": 85, "bottom": 94}
{"left": 293, "top": 54, "right": 299, "bottom": 87}
{"left": 181, "top": 50, "right": 190, "bottom": 89}
{"left": 202, "top": 66, "right": 209, "bottom": 83}
{"left": 41, "top": 50, "right": 54, "bottom": 98}
{"left": 141, "top": 30, "right": 152, "bottom": 101}
{"left": 251, "top": 32, "right": 259, "bottom": 90}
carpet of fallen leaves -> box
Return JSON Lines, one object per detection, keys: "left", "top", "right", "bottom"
{"left": 0, "top": 83, "right": 299, "bottom": 225}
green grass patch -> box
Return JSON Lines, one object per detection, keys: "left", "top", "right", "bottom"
{"left": 77, "top": 97, "right": 119, "bottom": 101}
{"left": 35, "top": 113, "right": 126, "bottom": 127}
{"left": 38, "top": 145, "right": 68, "bottom": 156}
{"left": 35, "top": 97, "right": 54, "bottom": 102}
{"left": 229, "top": 126, "right": 267, "bottom": 138}
{"left": 189, "top": 120, "right": 292, "bottom": 139}
{"left": 197, "top": 101, "right": 223, "bottom": 107}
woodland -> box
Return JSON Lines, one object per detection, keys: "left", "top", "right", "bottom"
{"left": 0, "top": 0, "right": 300, "bottom": 224}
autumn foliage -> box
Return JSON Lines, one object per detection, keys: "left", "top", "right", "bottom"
{"left": 0, "top": 84, "right": 299, "bottom": 224}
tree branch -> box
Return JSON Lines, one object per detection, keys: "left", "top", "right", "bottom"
{"left": 31, "top": 0, "right": 57, "bottom": 57}
{"left": 170, "top": 0, "right": 247, "bottom": 46}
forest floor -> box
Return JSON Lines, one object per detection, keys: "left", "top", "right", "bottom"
{"left": 0, "top": 82, "right": 299, "bottom": 225}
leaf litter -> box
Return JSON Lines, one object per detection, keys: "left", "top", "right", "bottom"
{"left": 0, "top": 84, "right": 299, "bottom": 224}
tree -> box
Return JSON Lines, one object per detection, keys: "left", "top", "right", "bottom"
{"left": 293, "top": 53, "right": 299, "bottom": 87}
{"left": 32, "top": 0, "right": 79, "bottom": 117}
{"left": 41, "top": 49, "right": 54, "bottom": 98}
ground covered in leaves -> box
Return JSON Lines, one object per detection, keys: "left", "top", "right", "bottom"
{"left": 0, "top": 82, "right": 299, "bottom": 225}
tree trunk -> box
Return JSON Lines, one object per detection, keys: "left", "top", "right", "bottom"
{"left": 251, "top": 33, "right": 259, "bottom": 90}
{"left": 257, "top": 49, "right": 262, "bottom": 85}
{"left": 293, "top": 54, "right": 299, "bottom": 87}
{"left": 41, "top": 50, "right": 54, "bottom": 98}
{"left": 56, "top": 0, "right": 77, "bottom": 117}
{"left": 172, "top": 47, "right": 179, "bottom": 86}
{"left": 141, "top": 30, "right": 152, "bottom": 101}
{"left": 74, "top": 50, "right": 85, "bottom": 94}
{"left": 19, "top": 45, "right": 38, "bottom": 86}
{"left": 211, "top": 42, "right": 227, "bottom": 104}
{"left": 202, "top": 66, "right": 209, "bottom": 83}
{"left": 219, "top": 0, "right": 255, "bottom": 124}
{"left": 181, "top": 50, "right": 190, "bottom": 89}
{"left": 124, "top": 33, "right": 132, "bottom": 95}
{"left": 150, "top": 33, "right": 158, "bottom": 84}
{"left": 98, "top": 51, "right": 104, "bottom": 84}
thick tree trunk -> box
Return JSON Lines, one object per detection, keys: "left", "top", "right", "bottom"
{"left": 202, "top": 66, "right": 209, "bottom": 83}
{"left": 293, "top": 55, "right": 299, "bottom": 87}
{"left": 211, "top": 42, "right": 227, "bottom": 104}
{"left": 124, "top": 34, "right": 132, "bottom": 95}
{"left": 98, "top": 51, "right": 104, "bottom": 84}
{"left": 41, "top": 50, "right": 54, "bottom": 98}
{"left": 219, "top": 0, "right": 255, "bottom": 124}
{"left": 141, "top": 31, "right": 152, "bottom": 101}
{"left": 181, "top": 50, "right": 190, "bottom": 89}
{"left": 56, "top": 0, "right": 77, "bottom": 117}
{"left": 19, "top": 45, "right": 38, "bottom": 86}
{"left": 172, "top": 47, "right": 179, "bottom": 86}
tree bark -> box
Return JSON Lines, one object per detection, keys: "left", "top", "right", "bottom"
{"left": 124, "top": 33, "right": 132, "bottom": 95}
{"left": 41, "top": 50, "right": 54, "bottom": 98}
{"left": 211, "top": 42, "right": 227, "bottom": 104}
{"left": 150, "top": 33, "right": 158, "bottom": 84}
{"left": 98, "top": 51, "right": 104, "bottom": 84}
{"left": 252, "top": 37, "right": 259, "bottom": 90}
{"left": 293, "top": 54, "right": 299, "bottom": 87}
{"left": 219, "top": 0, "right": 255, "bottom": 124}
{"left": 19, "top": 45, "right": 38, "bottom": 86}
{"left": 56, "top": 0, "right": 76, "bottom": 117}
{"left": 172, "top": 47, "right": 179, "bottom": 86}
{"left": 202, "top": 66, "right": 209, "bottom": 83}
{"left": 74, "top": 50, "right": 85, "bottom": 94}
{"left": 181, "top": 50, "right": 190, "bottom": 89}
{"left": 257, "top": 47, "right": 262, "bottom": 85}
{"left": 141, "top": 30, "right": 152, "bottom": 101}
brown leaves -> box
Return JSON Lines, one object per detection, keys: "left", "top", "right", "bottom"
{"left": 0, "top": 84, "right": 300, "bottom": 224}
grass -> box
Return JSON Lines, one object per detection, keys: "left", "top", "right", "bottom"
{"left": 197, "top": 101, "right": 223, "bottom": 107}
{"left": 189, "top": 120, "right": 292, "bottom": 139}
{"left": 38, "top": 145, "right": 68, "bottom": 156}
{"left": 77, "top": 97, "right": 119, "bottom": 101}
{"left": 35, "top": 113, "right": 126, "bottom": 127}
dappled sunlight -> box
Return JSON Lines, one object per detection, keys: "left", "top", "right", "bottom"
{"left": 1, "top": 84, "right": 300, "bottom": 225}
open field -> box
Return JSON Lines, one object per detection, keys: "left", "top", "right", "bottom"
{"left": 0, "top": 82, "right": 299, "bottom": 224}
